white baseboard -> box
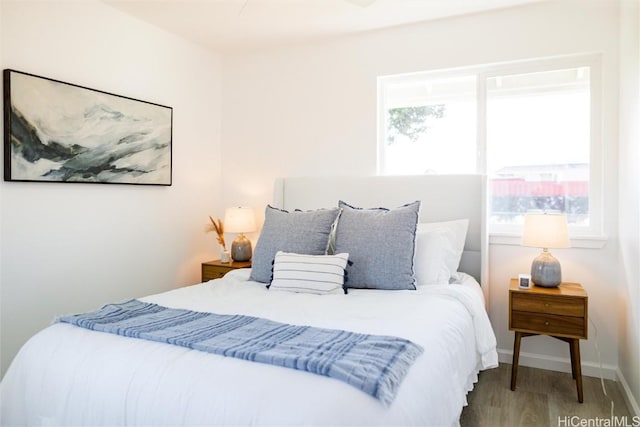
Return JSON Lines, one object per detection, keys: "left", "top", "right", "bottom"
{"left": 497, "top": 348, "right": 617, "bottom": 380}
{"left": 616, "top": 367, "right": 640, "bottom": 417}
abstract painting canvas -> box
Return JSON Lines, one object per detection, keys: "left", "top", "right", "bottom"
{"left": 3, "top": 69, "right": 172, "bottom": 185}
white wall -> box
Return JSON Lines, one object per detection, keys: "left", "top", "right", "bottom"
{"left": 222, "top": 0, "right": 634, "bottom": 400}
{"left": 617, "top": 0, "right": 640, "bottom": 415}
{"left": 0, "top": 0, "right": 222, "bottom": 376}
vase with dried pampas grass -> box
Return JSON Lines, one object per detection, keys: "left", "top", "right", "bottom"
{"left": 206, "top": 216, "right": 231, "bottom": 262}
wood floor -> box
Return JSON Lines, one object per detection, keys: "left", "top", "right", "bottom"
{"left": 460, "top": 363, "right": 634, "bottom": 427}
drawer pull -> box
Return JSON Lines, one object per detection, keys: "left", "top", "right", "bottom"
{"left": 544, "top": 321, "right": 550, "bottom": 326}
{"left": 544, "top": 303, "right": 550, "bottom": 308}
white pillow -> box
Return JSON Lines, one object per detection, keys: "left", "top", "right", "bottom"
{"left": 269, "top": 251, "right": 349, "bottom": 295}
{"left": 414, "top": 219, "right": 469, "bottom": 286}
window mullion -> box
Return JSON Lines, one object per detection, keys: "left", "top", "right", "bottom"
{"left": 476, "top": 75, "right": 488, "bottom": 175}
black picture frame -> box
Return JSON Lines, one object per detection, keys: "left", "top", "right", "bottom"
{"left": 3, "top": 69, "right": 172, "bottom": 185}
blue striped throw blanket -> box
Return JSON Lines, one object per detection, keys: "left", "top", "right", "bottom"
{"left": 57, "top": 299, "right": 423, "bottom": 406}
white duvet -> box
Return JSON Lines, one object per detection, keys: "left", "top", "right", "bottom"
{"left": 1, "top": 270, "right": 498, "bottom": 427}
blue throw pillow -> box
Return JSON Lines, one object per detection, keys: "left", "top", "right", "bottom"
{"left": 249, "top": 205, "right": 341, "bottom": 283}
{"left": 335, "top": 200, "right": 420, "bottom": 290}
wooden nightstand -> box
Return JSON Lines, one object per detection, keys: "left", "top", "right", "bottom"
{"left": 201, "top": 259, "right": 251, "bottom": 282}
{"left": 509, "top": 279, "right": 588, "bottom": 402}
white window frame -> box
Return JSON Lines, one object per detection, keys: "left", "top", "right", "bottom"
{"left": 377, "top": 54, "right": 603, "bottom": 240}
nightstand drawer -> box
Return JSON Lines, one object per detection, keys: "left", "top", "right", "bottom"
{"left": 511, "top": 293, "right": 585, "bottom": 317}
{"left": 201, "top": 260, "right": 252, "bottom": 282}
{"left": 202, "top": 266, "right": 228, "bottom": 281}
{"left": 511, "top": 311, "right": 586, "bottom": 338}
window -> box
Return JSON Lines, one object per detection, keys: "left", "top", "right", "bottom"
{"left": 378, "top": 75, "right": 476, "bottom": 175}
{"left": 487, "top": 67, "right": 591, "bottom": 228}
{"left": 377, "top": 55, "right": 601, "bottom": 236}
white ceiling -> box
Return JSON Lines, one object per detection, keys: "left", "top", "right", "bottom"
{"left": 104, "top": 0, "right": 546, "bottom": 53}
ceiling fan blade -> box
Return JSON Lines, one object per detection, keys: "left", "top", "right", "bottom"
{"left": 345, "top": 0, "right": 377, "bottom": 7}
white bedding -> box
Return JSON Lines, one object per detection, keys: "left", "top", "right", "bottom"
{"left": 1, "top": 269, "right": 497, "bottom": 427}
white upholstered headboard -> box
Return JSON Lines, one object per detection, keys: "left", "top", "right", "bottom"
{"left": 272, "top": 175, "right": 488, "bottom": 300}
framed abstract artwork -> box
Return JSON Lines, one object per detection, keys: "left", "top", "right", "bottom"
{"left": 3, "top": 69, "right": 172, "bottom": 185}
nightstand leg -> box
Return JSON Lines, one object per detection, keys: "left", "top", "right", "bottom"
{"left": 571, "top": 339, "right": 584, "bottom": 403}
{"left": 569, "top": 341, "right": 576, "bottom": 379}
{"left": 510, "top": 332, "right": 522, "bottom": 391}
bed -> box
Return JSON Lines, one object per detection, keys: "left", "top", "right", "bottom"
{"left": 0, "top": 175, "right": 498, "bottom": 427}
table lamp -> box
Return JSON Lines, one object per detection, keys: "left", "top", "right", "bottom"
{"left": 521, "top": 212, "right": 570, "bottom": 287}
{"left": 224, "top": 207, "right": 256, "bottom": 262}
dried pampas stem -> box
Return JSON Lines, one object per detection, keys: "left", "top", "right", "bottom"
{"left": 207, "top": 215, "right": 227, "bottom": 250}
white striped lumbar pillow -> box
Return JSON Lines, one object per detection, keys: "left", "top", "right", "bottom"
{"left": 269, "top": 251, "right": 350, "bottom": 295}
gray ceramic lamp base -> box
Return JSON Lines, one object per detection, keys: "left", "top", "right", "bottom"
{"left": 531, "top": 250, "right": 562, "bottom": 287}
{"left": 231, "top": 234, "right": 252, "bottom": 262}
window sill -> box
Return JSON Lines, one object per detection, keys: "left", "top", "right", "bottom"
{"left": 489, "top": 233, "right": 608, "bottom": 249}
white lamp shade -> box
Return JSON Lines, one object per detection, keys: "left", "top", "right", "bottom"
{"left": 521, "top": 212, "right": 570, "bottom": 249}
{"left": 224, "top": 207, "right": 256, "bottom": 233}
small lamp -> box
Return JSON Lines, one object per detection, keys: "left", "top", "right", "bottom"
{"left": 521, "top": 212, "right": 570, "bottom": 288}
{"left": 224, "top": 207, "right": 256, "bottom": 262}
